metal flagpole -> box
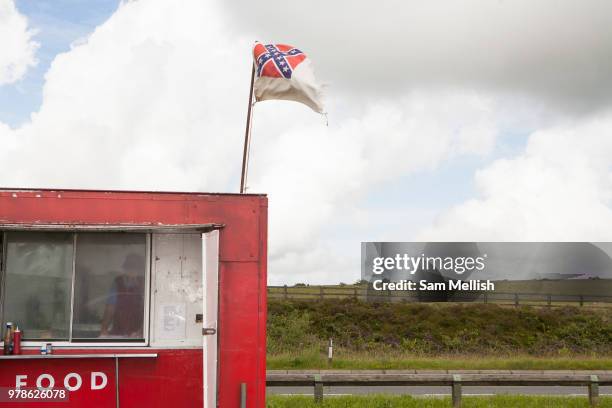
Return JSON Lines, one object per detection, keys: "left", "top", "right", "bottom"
{"left": 240, "top": 63, "right": 256, "bottom": 194}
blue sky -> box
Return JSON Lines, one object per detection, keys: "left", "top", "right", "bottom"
{"left": 1, "top": 0, "right": 119, "bottom": 127}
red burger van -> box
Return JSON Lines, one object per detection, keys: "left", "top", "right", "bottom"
{"left": 0, "top": 188, "right": 267, "bottom": 407}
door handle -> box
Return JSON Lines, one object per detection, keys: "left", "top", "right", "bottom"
{"left": 202, "top": 328, "right": 217, "bottom": 336}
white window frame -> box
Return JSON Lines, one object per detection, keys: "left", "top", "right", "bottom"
{"left": 0, "top": 231, "right": 151, "bottom": 349}
{"left": 203, "top": 230, "right": 220, "bottom": 408}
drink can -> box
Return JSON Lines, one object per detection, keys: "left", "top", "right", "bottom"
{"left": 46, "top": 343, "right": 53, "bottom": 355}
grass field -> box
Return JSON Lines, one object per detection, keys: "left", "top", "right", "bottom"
{"left": 268, "top": 300, "right": 611, "bottom": 355}
{"left": 267, "top": 395, "right": 612, "bottom": 407}
{"left": 267, "top": 352, "right": 612, "bottom": 370}
{"left": 267, "top": 299, "right": 611, "bottom": 370}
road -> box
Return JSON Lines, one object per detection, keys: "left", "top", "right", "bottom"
{"left": 268, "top": 385, "right": 612, "bottom": 397}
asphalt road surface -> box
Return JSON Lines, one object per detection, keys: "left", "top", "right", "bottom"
{"left": 268, "top": 385, "right": 612, "bottom": 397}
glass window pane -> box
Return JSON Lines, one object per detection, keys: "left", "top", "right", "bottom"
{"left": 72, "top": 233, "right": 146, "bottom": 340}
{"left": 2, "top": 232, "right": 73, "bottom": 340}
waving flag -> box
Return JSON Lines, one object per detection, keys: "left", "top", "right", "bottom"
{"left": 253, "top": 43, "right": 324, "bottom": 113}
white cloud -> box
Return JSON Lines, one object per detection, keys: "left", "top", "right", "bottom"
{"left": 250, "top": 93, "right": 498, "bottom": 278}
{"left": 0, "top": 0, "right": 38, "bottom": 85}
{"left": 3, "top": 0, "right": 611, "bottom": 284}
{"left": 2, "top": 0, "right": 248, "bottom": 190}
{"left": 0, "top": 0, "right": 501, "bottom": 284}
{"left": 222, "top": 0, "right": 612, "bottom": 112}
{"left": 420, "top": 112, "right": 612, "bottom": 241}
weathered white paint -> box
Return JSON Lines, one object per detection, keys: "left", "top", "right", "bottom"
{"left": 151, "top": 233, "right": 204, "bottom": 347}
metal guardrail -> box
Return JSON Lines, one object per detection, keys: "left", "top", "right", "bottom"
{"left": 267, "top": 372, "right": 612, "bottom": 407}
{"left": 268, "top": 286, "right": 612, "bottom": 307}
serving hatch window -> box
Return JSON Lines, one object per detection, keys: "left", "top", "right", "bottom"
{"left": 0, "top": 231, "right": 148, "bottom": 343}
{"left": 2, "top": 232, "right": 73, "bottom": 340}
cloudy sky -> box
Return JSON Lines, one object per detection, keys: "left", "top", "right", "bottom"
{"left": 2, "top": 0, "right": 612, "bottom": 284}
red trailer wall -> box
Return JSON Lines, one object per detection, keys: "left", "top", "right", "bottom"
{"left": 0, "top": 189, "right": 268, "bottom": 407}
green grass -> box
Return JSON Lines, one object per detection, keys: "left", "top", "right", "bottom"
{"left": 267, "top": 352, "right": 612, "bottom": 370}
{"left": 267, "top": 395, "right": 612, "bottom": 407}
{"left": 268, "top": 300, "right": 612, "bottom": 356}
{"left": 267, "top": 299, "right": 611, "bottom": 370}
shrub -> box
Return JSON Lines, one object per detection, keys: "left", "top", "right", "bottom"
{"left": 267, "top": 299, "right": 612, "bottom": 356}
{"left": 267, "top": 307, "right": 319, "bottom": 354}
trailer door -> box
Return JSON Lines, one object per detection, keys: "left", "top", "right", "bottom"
{"left": 202, "top": 230, "right": 219, "bottom": 408}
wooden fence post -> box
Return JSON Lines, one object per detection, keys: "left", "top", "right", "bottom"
{"left": 452, "top": 374, "right": 462, "bottom": 408}
{"left": 580, "top": 295, "right": 584, "bottom": 307}
{"left": 283, "top": 285, "right": 288, "bottom": 299}
{"left": 354, "top": 287, "right": 358, "bottom": 300}
{"left": 483, "top": 292, "right": 488, "bottom": 304}
{"left": 589, "top": 375, "right": 599, "bottom": 407}
{"left": 314, "top": 374, "right": 323, "bottom": 404}
{"left": 319, "top": 286, "right": 324, "bottom": 300}
{"left": 514, "top": 293, "right": 519, "bottom": 307}
{"left": 547, "top": 294, "right": 552, "bottom": 307}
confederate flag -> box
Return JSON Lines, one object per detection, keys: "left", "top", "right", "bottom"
{"left": 252, "top": 43, "right": 325, "bottom": 113}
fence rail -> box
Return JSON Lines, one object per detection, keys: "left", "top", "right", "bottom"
{"left": 267, "top": 372, "right": 612, "bottom": 407}
{"left": 267, "top": 285, "right": 612, "bottom": 307}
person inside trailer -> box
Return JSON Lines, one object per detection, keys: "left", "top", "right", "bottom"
{"left": 99, "top": 253, "right": 145, "bottom": 338}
